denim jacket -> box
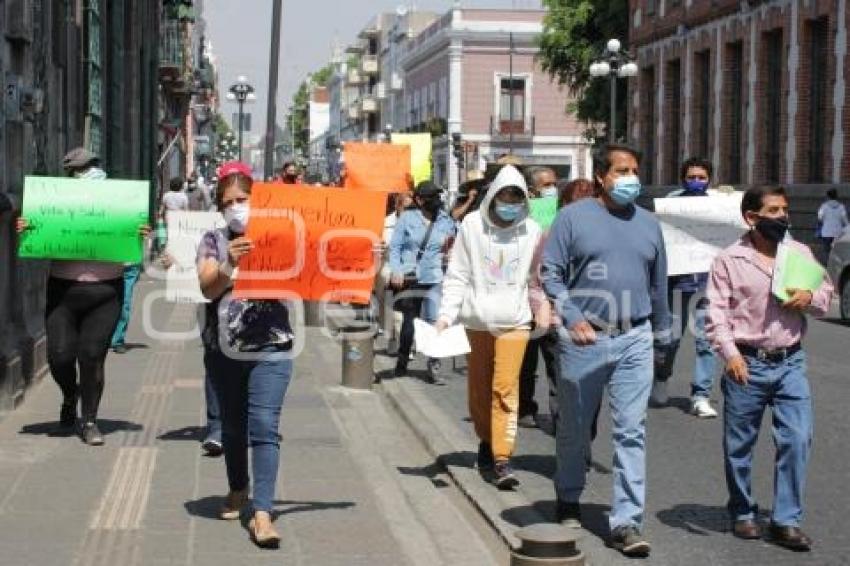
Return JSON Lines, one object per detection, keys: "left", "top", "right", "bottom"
{"left": 388, "top": 209, "right": 457, "bottom": 285}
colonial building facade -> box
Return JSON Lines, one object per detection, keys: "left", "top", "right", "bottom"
{"left": 629, "top": 0, "right": 850, "bottom": 188}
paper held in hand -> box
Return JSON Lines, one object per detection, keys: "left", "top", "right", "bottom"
{"left": 771, "top": 242, "right": 826, "bottom": 303}
{"left": 413, "top": 319, "right": 471, "bottom": 359}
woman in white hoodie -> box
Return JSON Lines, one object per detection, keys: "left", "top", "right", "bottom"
{"left": 435, "top": 164, "right": 542, "bottom": 489}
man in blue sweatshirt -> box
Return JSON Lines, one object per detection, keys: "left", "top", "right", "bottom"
{"left": 541, "top": 144, "right": 671, "bottom": 558}
{"left": 650, "top": 157, "right": 720, "bottom": 417}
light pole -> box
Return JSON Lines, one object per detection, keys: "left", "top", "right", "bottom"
{"left": 589, "top": 39, "right": 639, "bottom": 143}
{"left": 227, "top": 75, "right": 256, "bottom": 161}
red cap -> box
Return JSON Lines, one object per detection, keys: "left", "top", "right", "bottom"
{"left": 217, "top": 161, "right": 252, "bottom": 180}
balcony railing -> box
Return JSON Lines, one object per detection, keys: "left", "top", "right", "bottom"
{"left": 159, "top": 20, "right": 184, "bottom": 74}
{"left": 346, "top": 69, "right": 363, "bottom": 86}
{"left": 490, "top": 115, "right": 536, "bottom": 138}
{"left": 361, "top": 55, "right": 379, "bottom": 76}
{"left": 360, "top": 96, "right": 378, "bottom": 114}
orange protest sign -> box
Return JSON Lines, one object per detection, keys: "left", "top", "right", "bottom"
{"left": 343, "top": 142, "right": 412, "bottom": 192}
{"left": 233, "top": 184, "right": 386, "bottom": 304}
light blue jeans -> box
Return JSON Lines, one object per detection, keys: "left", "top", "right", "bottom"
{"left": 654, "top": 292, "right": 719, "bottom": 399}
{"left": 722, "top": 350, "right": 812, "bottom": 527}
{"left": 110, "top": 264, "right": 141, "bottom": 347}
{"left": 554, "top": 322, "right": 653, "bottom": 531}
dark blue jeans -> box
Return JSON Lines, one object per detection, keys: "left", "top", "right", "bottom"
{"left": 205, "top": 348, "right": 293, "bottom": 513}
{"left": 204, "top": 367, "right": 221, "bottom": 444}
{"left": 722, "top": 350, "right": 812, "bottom": 527}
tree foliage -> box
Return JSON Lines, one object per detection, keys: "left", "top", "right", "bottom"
{"left": 537, "top": 0, "right": 630, "bottom": 143}
{"left": 288, "top": 63, "right": 335, "bottom": 157}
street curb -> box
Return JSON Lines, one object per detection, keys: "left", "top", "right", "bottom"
{"left": 377, "top": 355, "right": 549, "bottom": 551}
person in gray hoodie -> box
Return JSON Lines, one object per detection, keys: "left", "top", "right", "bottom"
{"left": 436, "top": 164, "right": 542, "bottom": 490}
{"left": 817, "top": 188, "right": 848, "bottom": 262}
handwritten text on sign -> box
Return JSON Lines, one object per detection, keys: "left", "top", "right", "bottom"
{"left": 166, "top": 211, "right": 225, "bottom": 303}
{"left": 19, "top": 176, "right": 149, "bottom": 263}
{"left": 233, "top": 185, "right": 386, "bottom": 304}
{"left": 654, "top": 192, "right": 748, "bottom": 276}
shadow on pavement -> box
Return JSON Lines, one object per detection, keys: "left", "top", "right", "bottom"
{"left": 158, "top": 425, "right": 205, "bottom": 442}
{"left": 656, "top": 503, "right": 739, "bottom": 535}
{"left": 501, "top": 501, "right": 612, "bottom": 540}
{"left": 184, "top": 496, "right": 356, "bottom": 522}
{"left": 19, "top": 419, "right": 142, "bottom": 437}
{"left": 397, "top": 462, "right": 452, "bottom": 488}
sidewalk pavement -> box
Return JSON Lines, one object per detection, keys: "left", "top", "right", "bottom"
{"left": 377, "top": 314, "right": 850, "bottom": 566}
{"left": 0, "top": 278, "right": 503, "bottom": 566}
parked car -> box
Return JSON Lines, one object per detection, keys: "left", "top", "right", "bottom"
{"left": 827, "top": 230, "right": 850, "bottom": 321}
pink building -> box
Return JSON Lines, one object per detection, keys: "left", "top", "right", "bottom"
{"left": 401, "top": 7, "right": 592, "bottom": 193}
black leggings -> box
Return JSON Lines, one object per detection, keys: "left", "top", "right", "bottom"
{"left": 46, "top": 277, "right": 123, "bottom": 422}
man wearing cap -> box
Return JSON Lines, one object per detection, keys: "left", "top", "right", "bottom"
{"left": 388, "top": 181, "right": 457, "bottom": 382}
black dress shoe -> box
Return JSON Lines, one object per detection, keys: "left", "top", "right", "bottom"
{"left": 732, "top": 519, "right": 762, "bottom": 540}
{"left": 767, "top": 523, "right": 812, "bottom": 551}
{"left": 393, "top": 361, "right": 408, "bottom": 378}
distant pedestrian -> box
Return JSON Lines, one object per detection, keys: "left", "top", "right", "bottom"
{"left": 161, "top": 177, "right": 189, "bottom": 212}
{"left": 649, "top": 157, "right": 721, "bottom": 418}
{"left": 816, "top": 188, "right": 848, "bottom": 261}
{"left": 451, "top": 170, "right": 487, "bottom": 222}
{"left": 196, "top": 161, "right": 293, "bottom": 548}
{"left": 15, "top": 147, "right": 151, "bottom": 445}
{"left": 706, "top": 185, "right": 833, "bottom": 551}
{"left": 541, "top": 144, "right": 670, "bottom": 557}
{"left": 278, "top": 161, "right": 299, "bottom": 184}
{"left": 436, "top": 165, "right": 541, "bottom": 490}
{"left": 388, "top": 181, "right": 456, "bottom": 383}
{"left": 187, "top": 172, "right": 213, "bottom": 211}
{"left": 378, "top": 192, "right": 414, "bottom": 354}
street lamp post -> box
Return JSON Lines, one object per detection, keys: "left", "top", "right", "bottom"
{"left": 589, "top": 39, "right": 639, "bottom": 143}
{"left": 227, "top": 75, "right": 255, "bottom": 161}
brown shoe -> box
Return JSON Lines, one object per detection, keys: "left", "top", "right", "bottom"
{"left": 767, "top": 523, "right": 812, "bottom": 551}
{"left": 732, "top": 519, "right": 762, "bottom": 540}
{"left": 219, "top": 489, "right": 249, "bottom": 520}
{"left": 249, "top": 511, "right": 281, "bottom": 549}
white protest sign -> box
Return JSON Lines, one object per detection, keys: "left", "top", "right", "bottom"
{"left": 165, "top": 211, "right": 225, "bottom": 303}
{"left": 654, "top": 192, "right": 748, "bottom": 276}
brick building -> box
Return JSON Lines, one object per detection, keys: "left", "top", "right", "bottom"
{"left": 629, "top": 0, "right": 850, "bottom": 189}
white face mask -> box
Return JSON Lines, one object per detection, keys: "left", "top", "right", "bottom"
{"left": 540, "top": 185, "right": 558, "bottom": 198}
{"left": 224, "top": 202, "right": 250, "bottom": 233}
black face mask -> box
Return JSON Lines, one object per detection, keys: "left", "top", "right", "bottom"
{"left": 420, "top": 197, "right": 442, "bottom": 214}
{"left": 754, "top": 216, "right": 789, "bottom": 243}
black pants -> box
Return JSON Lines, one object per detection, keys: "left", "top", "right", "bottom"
{"left": 46, "top": 277, "right": 123, "bottom": 423}
{"left": 518, "top": 332, "right": 559, "bottom": 419}
{"left": 394, "top": 284, "right": 434, "bottom": 365}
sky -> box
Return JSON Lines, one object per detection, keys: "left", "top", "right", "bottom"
{"left": 204, "top": 0, "right": 543, "bottom": 138}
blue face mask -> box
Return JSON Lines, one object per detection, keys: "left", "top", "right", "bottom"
{"left": 683, "top": 179, "right": 709, "bottom": 194}
{"left": 494, "top": 202, "right": 524, "bottom": 222}
{"left": 610, "top": 175, "right": 642, "bottom": 206}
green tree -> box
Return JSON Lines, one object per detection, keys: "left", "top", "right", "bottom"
{"left": 537, "top": 0, "right": 630, "bottom": 143}
{"left": 287, "top": 63, "right": 336, "bottom": 157}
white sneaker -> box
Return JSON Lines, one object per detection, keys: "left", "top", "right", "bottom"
{"left": 691, "top": 397, "right": 718, "bottom": 419}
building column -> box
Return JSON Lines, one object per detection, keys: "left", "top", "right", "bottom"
{"left": 785, "top": 0, "right": 800, "bottom": 184}
{"left": 833, "top": 0, "right": 847, "bottom": 182}
{"left": 448, "top": 38, "right": 463, "bottom": 196}
{"left": 746, "top": 21, "right": 757, "bottom": 185}
{"left": 713, "top": 27, "right": 722, "bottom": 177}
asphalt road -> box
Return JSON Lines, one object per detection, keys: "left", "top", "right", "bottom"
{"left": 408, "top": 310, "right": 850, "bottom": 565}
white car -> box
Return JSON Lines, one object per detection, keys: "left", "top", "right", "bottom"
{"left": 827, "top": 230, "right": 850, "bottom": 320}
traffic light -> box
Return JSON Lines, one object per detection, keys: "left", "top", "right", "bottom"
{"left": 451, "top": 132, "right": 464, "bottom": 169}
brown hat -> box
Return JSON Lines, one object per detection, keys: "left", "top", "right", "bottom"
{"left": 62, "top": 147, "right": 100, "bottom": 173}
{"left": 496, "top": 153, "right": 524, "bottom": 166}
{"left": 459, "top": 169, "right": 486, "bottom": 192}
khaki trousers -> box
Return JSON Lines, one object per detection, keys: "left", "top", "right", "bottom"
{"left": 466, "top": 329, "right": 531, "bottom": 461}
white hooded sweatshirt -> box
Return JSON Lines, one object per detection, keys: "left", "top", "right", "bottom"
{"left": 438, "top": 165, "right": 542, "bottom": 331}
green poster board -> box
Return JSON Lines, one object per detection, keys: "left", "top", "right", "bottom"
{"left": 529, "top": 196, "right": 558, "bottom": 229}
{"left": 19, "top": 176, "right": 149, "bottom": 263}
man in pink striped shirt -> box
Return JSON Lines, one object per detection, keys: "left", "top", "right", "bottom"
{"left": 706, "top": 186, "right": 833, "bottom": 552}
